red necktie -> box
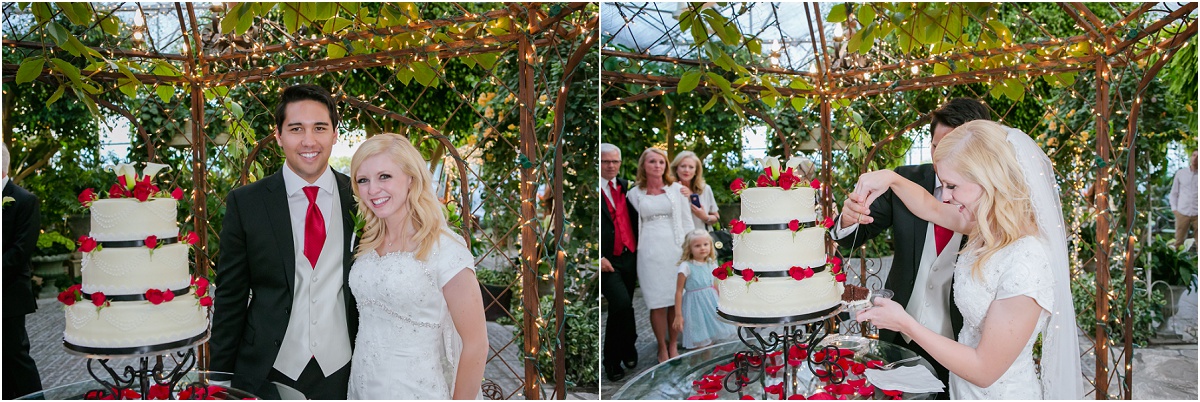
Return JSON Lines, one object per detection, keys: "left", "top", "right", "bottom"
{"left": 934, "top": 224, "right": 952, "bottom": 256}
{"left": 303, "top": 186, "right": 326, "bottom": 268}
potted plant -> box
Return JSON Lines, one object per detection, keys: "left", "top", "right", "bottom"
{"left": 475, "top": 268, "right": 517, "bottom": 322}
{"left": 1141, "top": 234, "right": 1198, "bottom": 336}
{"left": 31, "top": 231, "right": 76, "bottom": 296}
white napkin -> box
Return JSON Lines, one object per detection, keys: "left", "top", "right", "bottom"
{"left": 864, "top": 365, "right": 946, "bottom": 394}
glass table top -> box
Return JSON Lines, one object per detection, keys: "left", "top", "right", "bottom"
{"left": 17, "top": 371, "right": 305, "bottom": 400}
{"left": 612, "top": 335, "right": 938, "bottom": 400}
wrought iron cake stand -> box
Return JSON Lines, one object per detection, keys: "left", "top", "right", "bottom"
{"left": 63, "top": 331, "right": 226, "bottom": 400}
{"left": 717, "top": 304, "right": 847, "bottom": 400}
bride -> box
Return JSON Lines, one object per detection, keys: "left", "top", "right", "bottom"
{"left": 853, "top": 120, "right": 1083, "bottom": 399}
{"left": 346, "top": 134, "right": 488, "bottom": 399}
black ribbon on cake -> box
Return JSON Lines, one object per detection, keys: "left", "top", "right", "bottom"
{"left": 81, "top": 286, "right": 191, "bottom": 302}
{"left": 746, "top": 220, "right": 819, "bottom": 231}
{"left": 717, "top": 304, "right": 841, "bottom": 325}
{"left": 731, "top": 265, "right": 825, "bottom": 278}
{"left": 64, "top": 330, "right": 209, "bottom": 356}
{"left": 97, "top": 236, "right": 180, "bottom": 249}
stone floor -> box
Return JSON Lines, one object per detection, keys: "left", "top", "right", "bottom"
{"left": 23, "top": 296, "right": 596, "bottom": 400}
{"left": 600, "top": 259, "right": 1198, "bottom": 399}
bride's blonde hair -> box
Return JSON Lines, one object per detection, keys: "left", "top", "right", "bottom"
{"left": 933, "top": 120, "right": 1039, "bottom": 279}
{"left": 350, "top": 133, "right": 450, "bottom": 261}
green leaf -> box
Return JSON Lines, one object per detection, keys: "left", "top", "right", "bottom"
{"left": 677, "top": 71, "right": 702, "bottom": 93}
{"left": 117, "top": 78, "right": 138, "bottom": 97}
{"left": 322, "top": 16, "right": 353, "bottom": 34}
{"left": 987, "top": 19, "right": 1012, "bottom": 44}
{"left": 226, "top": 100, "right": 244, "bottom": 119}
{"left": 705, "top": 72, "right": 732, "bottom": 95}
{"left": 100, "top": 15, "right": 120, "bottom": 35}
{"left": 788, "top": 78, "right": 813, "bottom": 91}
{"left": 327, "top": 43, "right": 346, "bottom": 59}
{"left": 828, "top": 4, "right": 847, "bottom": 23}
{"left": 312, "top": 1, "right": 335, "bottom": 20}
{"left": 933, "top": 62, "right": 950, "bottom": 75}
{"left": 701, "top": 94, "right": 720, "bottom": 113}
{"left": 156, "top": 85, "right": 174, "bottom": 103}
{"left": 47, "top": 21, "right": 70, "bottom": 47}
{"left": 49, "top": 58, "right": 81, "bottom": 86}
{"left": 857, "top": 4, "right": 876, "bottom": 25}
{"left": 282, "top": 3, "right": 300, "bottom": 33}
{"left": 31, "top": 2, "right": 52, "bottom": 23}
{"left": 791, "top": 97, "right": 807, "bottom": 112}
{"left": 395, "top": 65, "right": 413, "bottom": 85}
{"left": 411, "top": 60, "right": 437, "bottom": 86}
{"left": 747, "top": 38, "right": 762, "bottom": 54}
{"left": 473, "top": 52, "right": 499, "bottom": 70}
{"left": 722, "top": 23, "right": 742, "bottom": 47}
{"left": 56, "top": 2, "right": 91, "bottom": 26}
{"left": 15, "top": 58, "right": 44, "bottom": 84}
{"left": 77, "top": 88, "right": 100, "bottom": 116}
{"left": 762, "top": 94, "right": 778, "bottom": 108}
{"left": 237, "top": 8, "right": 256, "bottom": 35}
{"left": 46, "top": 84, "right": 66, "bottom": 106}
{"left": 858, "top": 22, "right": 876, "bottom": 53}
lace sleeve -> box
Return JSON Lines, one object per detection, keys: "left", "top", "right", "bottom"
{"left": 435, "top": 233, "right": 476, "bottom": 288}
{"left": 995, "top": 238, "right": 1055, "bottom": 314}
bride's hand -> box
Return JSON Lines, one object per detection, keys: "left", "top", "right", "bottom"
{"left": 855, "top": 297, "right": 913, "bottom": 333}
{"left": 852, "top": 170, "right": 899, "bottom": 211}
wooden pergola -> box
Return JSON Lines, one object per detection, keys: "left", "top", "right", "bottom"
{"left": 602, "top": 2, "right": 1196, "bottom": 398}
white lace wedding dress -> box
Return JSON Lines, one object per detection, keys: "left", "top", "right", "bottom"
{"left": 949, "top": 236, "right": 1054, "bottom": 399}
{"left": 347, "top": 233, "right": 475, "bottom": 399}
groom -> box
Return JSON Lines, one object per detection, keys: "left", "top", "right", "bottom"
{"left": 834, "top": 98, "right": 989, "bottom": 399}
{"left": 212, "top": 84, "right": 359, "bottom": 399}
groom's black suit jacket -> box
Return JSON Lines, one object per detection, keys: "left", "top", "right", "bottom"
{"left": 211, "top": 169, "right": 359, "bottom": 392}
{"left": 834, "top": 164, "right": 964, "bottom": 344}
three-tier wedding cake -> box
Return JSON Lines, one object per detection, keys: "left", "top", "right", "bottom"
{"left": 715, "top": 157, "right": 845, "bottom": 323}
{"left": 61, "top": 164, "right": 210, "bottom": 354}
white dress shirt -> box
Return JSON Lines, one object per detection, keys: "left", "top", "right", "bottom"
{"left": 274, "top": 164, "right": 352, "bottom": 379}
{"left": 1170, "top": 167, "right": 1197, "bottom": 216}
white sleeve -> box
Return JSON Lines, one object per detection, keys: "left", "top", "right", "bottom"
{"left": 677, "top": 262, "right": 691, "bottom": 276}
{"left": 995, "top": 239, "right": 1054, "bottom": 314}
{"left": 435, "top": 233, "right": 476, "bottom": 288}
{"left": 1170, "top": 171, "right": 1181, "bottom": 211}
{"left": 828, "top": 214, "right": 861, "bottom": 240}
{"left": 703, "top": 185, "right": 719, "bottom": 214}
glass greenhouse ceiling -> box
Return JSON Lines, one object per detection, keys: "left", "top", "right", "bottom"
{"left": 602, "top": 2, "right": 829, "bottom": 73}
{"left": 1, "top": 2, "right": 213, "bottom": 55}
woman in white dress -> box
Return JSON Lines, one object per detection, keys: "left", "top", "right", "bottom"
{"left": 671, "top": 151, "right": 720, "bottom": 231}
{"left": 345, "top": 134, "right": 488, "bottom": 399}
{"left": 627, "top": 148, "right": 695, "bottom": 362}
{"left": 854, "top": 121, "right": 1082, "bottom": 399}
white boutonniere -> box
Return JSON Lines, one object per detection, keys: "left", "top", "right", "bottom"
{"left": 2, "top": 196, "right": 14, "bottom": 207}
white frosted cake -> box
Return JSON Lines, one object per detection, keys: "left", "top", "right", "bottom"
{"left": 61, "top": 164, "right": 210, "bottom": 353}
{"left": 717, "top": 160, "right": 844, "bottom": 322}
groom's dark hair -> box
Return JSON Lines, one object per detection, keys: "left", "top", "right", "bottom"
{"left": 929, "top": 98, "right": 991, "bottom": 133}
{"left": 275, "top": 84, "right": 340, "bottom": 132}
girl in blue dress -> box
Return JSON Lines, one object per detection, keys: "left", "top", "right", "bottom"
{"left": 672, "top": 230, "right": 737, "bottom": 350}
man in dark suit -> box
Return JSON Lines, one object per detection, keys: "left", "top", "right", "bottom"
{"left": 834, "top": 98, "right": 990, "bottom": 399}
{"left": 212, "top": 84, "right": 359, "bottom": 399}
{"left": 2, "top": 144, "right": 43, "bottom": 399}
{"left": 600, "top": 143, "right": 640, "bottom": 381}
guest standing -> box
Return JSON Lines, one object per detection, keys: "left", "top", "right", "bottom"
{"left": 671, "top": 230, "right": 736, "bottom": 349}
{"left": 2, "top": 143, "right": 43, "bottom": 399}
{"left": 627, "top": 147, "right": 695, "bottom": 362}
{"left": 600, "top": 143, "right": 640, "bottom": 381}
{"left": 1169, "top": 151, "right": 1197, "bottom": 249}
{"left": 671, "top": 151, "right": 720, "bottom": 231}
